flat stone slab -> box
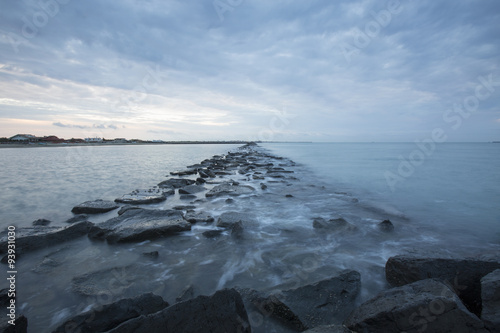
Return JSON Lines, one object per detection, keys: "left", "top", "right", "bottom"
{"left": 184, "top": 211, "right": 214, "bottom": 223}
{"left": 106, "top": 289, "right": 251, "bottom": 333}
{"left": 115, "top": 188, "right": 173, "bottom": 205}
{"left": 89, "top": 208, "right": 191, "bottom": 243}
{"left": 216, "top": 212, "right": 248, "bottom": 228}
{"left": 205, "top": 182, "right": 255, "bottom": 198}
{"left": 178, "top": 184, "right": 206, "bottom": 195}
{"left": 54, "top": 293, "right": 169, "bottom": 333}
{"left": 71, "top": 200, "right": 119, "bottom": 214}
{"left": 345, "top": 279, "right": 488, "bottom": 332}
{"left": 158, "top": 178, "right": 195, "bottom": 189}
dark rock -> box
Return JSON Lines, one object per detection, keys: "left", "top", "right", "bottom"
{"left": 0, "top": 315, "right": 28, "bottom": 333}
{"left": 202, "top": 230, "right": 224, "bottom": 238}
{"left": 206, "top": 182, "right": 255, "bottom": 198}
{"left": 195, "top": 177, "right": 206, "bottom": 184}
{"left": 53, "top": 293, "right": 169, "bottom": 333}
{"left": 32, "top": 257, "right": 61, "bottom": 273}
{"left": 303, "top": 325, "right": 353, "bottom": 333}
{"left": 206, "top": 169, "right": 216, "bottom": 178}
{"left": 225, "top": 198, "right": 234, "bottom": 204}
{"left": 106, "top": 289, "right": 251, "bottom": 333}
{"left": 179, "top": 194, "right": 197, "bottom": 200}
{"left": 71, "top": 200, "right": 119, "bottom": 214}
{"left": 157, "top": 178, "right": 195, "bottom": 189}
{"left": 65, "top": 214, "right": 88, "bottom": 223}
{"left": 170, "top": 169, "right": 197, "bottom": 176}
{"left": 183, "top": 211, "right": 214, "bottom": 223}
{"left": 385, "top": 255, "right": 500, "bottom": 316}
{"left": 312, "top": 217, "right": 358, "bottom": 233}
{"left": 0, "top": 289, "right": 9, "bottom": 307}
{"left": 344, "top": 279, "right": 488, "bottom": 333}
{"left": 252, "top": 174, "right": 264, "bottom": 180}
{"left": 32, "top": 218, "right": 51, "bottom": 226}
{"left": 175, "top": 285, "right": 195, "bottom": 303}
{"left": 117, "top": 206, "right": 141, "bottom": 216}
{"left": 88, "top": 208, "right": 191, "bottom": 243}
{"left": 178, "top": 185, "right": 206, "bottom": 195}
{"left": 142, "top": 251, "right": 159, "bottom": 259}
{"left": 72, "top": 266, "right": 136, "bottom": 297}
{"left": 115, "top": 188, "right": 172, "bottom": 205}
{"left": 481, "top": 269, "right": 500, "bottom": 331}
{"left": 230, "top": 221, "right": 244, "bottom": 238}
{"left": 0, "top": 221, "right": 94, "bottom": 255}
{"left": 198, "top": 169, "right": 210, "bottom": 178}
{"left": 172, "top": 205, "right": 196, "bottom": 211}
{"left": 216, "top": 212, "right": 247, "bottom": 228}
{"left": 378, "top": 219, "right": 394, "bottom": 232}
{"left": 260, "top": 183, "right": 268, "bottom": 190}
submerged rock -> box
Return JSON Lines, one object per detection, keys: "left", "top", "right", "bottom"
{"left": 216, "top": 212, "right": 247, "bottom": 228}
{"left": 72, "top": 266, "right": 136, "bottom": 297}
{"left": 175, "top": 285, "right": 195, "bottom": 303}
{"left": 344, "top": 279, "right": 488, "bottom": 333}
{"left": 385, "top": 255, "right": 500, "bottom": 316}
{"left": 378, "top": 219, "right": 394, "bottom": 232}
{"left": 142, "top": 251, "right": 159, "bottom": 259}
{"left": 32, "top": 218, "right": 51, "bottom": 226}
{"left": 183, "top": 211, "right": 214, "bottom": 223}
{"left": 115, "top": 188, "right": 173, "bottom": 205}
{"left": 481, "top": 269, "right": 500, "bottom": 331}
{"left": 88, "top": 208, "right": 191, "bottom": 243}
{"left": 205, "top": 182, "right": 255, "bottom": 198}
{"left": 202, "top": 230, "right": 224, "bottom": 238}
{"left": 157, "top": 178, "right": 195, "bottom": 189}
{"left": 53, "top": 293, "right": 169, "bottom": 333}
{"left": 65, "top": 214, "right": 88, "bottom": 223}
{"left": 312, "top": 217, "right": 358, "bottom": 233}
{"left": 106, "top": 289, "right": 251, "bottom": 333}
{"left": 71, "top": 200, "right": 119, "bottom": 214}
{"left": 178, "top": 184, "right": 206, "bottom": 195}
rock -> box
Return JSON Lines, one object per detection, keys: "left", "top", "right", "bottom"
{"left": 0, "top": 289, "right": 9, "bottom": 307}
{"left": 303, "top": 325, "right": 353, "bottom": 333}
{"left": 117, "top": 206, "right": 141, "bottom": 216}
{"left": 344, "top": 279, "right": 488, "bottom": 333}
{"left": 71, "top": 200, "right": 119, "bottom": 214}
{"left": 202, "top": 230, "right": 224, "bottom": 238}
{"left": 32, "top": 257, "right": 61, "bottom": 273}
{"left": 216, "top": 212, "right": 247, "bottom": 228}
{"left": 481, "top": 269, "right": 500, "bottom": 331}
{"left": 205, "top": 182, "right": 255, "bottom": 198}
{"left": 312, "top": 218, "right": 358, "bottom": 233}
{"left": 178, "top": 185, "right": 206, "bottom": 195}
{"left": 53, "top": 293, "right": 169, "bottom": 333}
{"left": 0, "top": 315, "right": 28, "bottom": 333}
{"left": 198, "top": 169, "right": 209, "bottom": 178}
{"left": 179, "top": 194, "right": 197, "bottom": 200}
{"left": 385, "top": 255, "right": 500, "bottom": 316}
{"left": 225, "top": 198, "right": 234, "bottom": 203}
{"left": 32, "top": 218, "right": 51, "bottom": 226}
{"left": 173, "top": 205, "right": 196, "bottom": 211}
{"left": 195, "top": 177, "right": 206, "bottom": 184}
{"left": 378, "top": 219, "right": 394, "bottom": 232}
{"left": 0, "top": 222, "right": 94, "bottom": 255}
{"left": 175, "top": 285, "right": 195, "bottom": 303}
{"left": 65, "top": 214, "right": 88, "bottom": 223}
{"left": 183, "top": 211, "right": 214, "bottom": 223}
{"left": 88, "top": 208, "right": 191, "bottom": 243}
{"left": 285, "top": 194, "right": 294, "bottom": 198}
{"left": 157, "top": 178, "right": 195, "bottom": 189}
{"left": 106, "top": 289, "right": 251, "bottom": 333}
{"left": 142, "top": 251, "right": 159, "bottom": 259}
{"left": 170, "top": 169, "right": 197, "bottom": 176}
{"left": 230, "top": 221, "right": 244, "bottom": 238}
{"left": 115, "top": 188, "right": 172, "bottom": 205}
{"left": 72, "top": 266, "right": 136, "bottom": 297}
{"left": 260, "top": 183, "right": 268, "bottom": 190}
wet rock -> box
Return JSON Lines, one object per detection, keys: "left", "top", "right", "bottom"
{"left": 202, "top": 230, "right": 224, "bottom": 238}
{"left": 72, "top": 266, "right": 136, "bottom": 297}
{"left": 252, "top": 174, "right": 264, "bottom": 180}
{"left": 216, "top": 212, "right": 247, "bottom": 228}
{"left": 170, "top": 169, "right": 197, "bottom": 176}
{"left": 225, "top": 198, "right": 234, "bottom": 204}
{"left": 53, "top": 293, "right": 169, "bottom": 333}
{"left": 183, "top": 211, "right": 214, "bottom": 223}
{"left": 179, "top": 194, "right": 197, "bottom": 200}
{"left": 142, "top": 251, "right": 159, "bottom": 259}
{"left": 157, "top": 178, "right": 195, "bottom": 189}
{"left": 88, "top": 208, "right": 191, "bottom": 243}
{"left": 175, "top": 285, "right": 195, "bottom": 303}
{"left": 115, "top": 188, "right": 172, "bottom": 205}
{"left": 206, "top": 182, "right": 255, "bottom": 198}
{"left": 230, "top": 221, "right": 244, "bottom": 238}
{"left": 0, "top": 315, "right": 27, "bottom": 333}
{"left": 32, "top": 218, "right": 51, "bottom": 226}
{"left": 303, "top": 325, "right": 353, "bottom": 333}
{"left": 32, "top": 257, "right": 61, "bottom": 273}
{"left": 178, "top": 185, "right": 206, "bottom": 195}
{"left": 344, "top": 279, "right": 488, "bottom": 333}
{"left": 385, "top": 255, "right": 500, "bottom": 316}
{"left": 481, "top": 269, "right": 500, "bottom": 331}
{"left": 71, "top": 200, "right": 119, "bottom": 214}
{"left": 0, "top": 289, "right": 9, "bottom": 307}
{"left": 260, "top": 183, "right": 268, "bottom": 190}
{"left": 65, "top": 214, "right": 88, "bottom": 223}
{"left": 312, "top": 217, "right": 358, "bottom": 233}
{"left": 117, "top": 206, "right": 141, "bottom": 216}
{"left": 378, "top": 219, "right": 394, "bottom": 232}
{"left": 285, "top": 194, "right": 294, "bottom": 198}
{"left": 0, "top": 221, "right": 94, "bottom": 255}
{"left": 172, "top": 205, "right": 196, "bottom": 211}
{"left": 195, "top": 177, "right": 206, "bottom": 184}
{"left": 106, "top": 289, "right": 251, "bottom": 333}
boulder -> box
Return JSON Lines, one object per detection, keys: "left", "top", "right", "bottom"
{"left": 157, "top": 178, "right": 195, "bottom": 189}
{"left": 178, "top": 185, "right": 206, "bottom": 195}
{"left": 312, "top": 218, "right": 357, "bottom": 233}
{"left": 65, "top": 214, "right": 88, "bottom": 223}
{"left": 378, "top": 219, "right": 394, "bottom": 232}
{"left": 71, "top": 200, "right": 119, "bottom": 214}
{"left": 175, "top": 285, "right": 195, "bottom": 303}
{"left": 385, "top": 255, "right": 500, "bottom": 316}
{"left": 88, "top": 208, "right": 191, "bottom": 243}
{"left": 115, "top": 188, "right": 173, "bottom": 205}
{"left": 205, "top": 182, "right": 255, "bottom": 198}
{"left": 53, "top": 293, "right": 169, "bottom": 333}
{"left": 32, "top": 218, "right": 51, "bottom": 226}
{"left": 117, "top": 206, "right": 142, "bottom": 216}
{"left": 106, "top": 289, "right": 251, "bottom": 333}
{"left": 183, "top": 211, "right": 214, "bottom": 223}
{"left": 216, "top": 212, "right": 247, "bottom": 228}
{"left": 344, "top": 279, "right": 488, "bottom": 333}
{"left": 0, "top": 222, "right": 94, "bottom": 255}
{"left": 481, "top": 269, "right": 500, "bottom": 331}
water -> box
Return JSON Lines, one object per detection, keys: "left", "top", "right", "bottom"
{"left": 0, "top": 143, "right": 499, "bottom": 332}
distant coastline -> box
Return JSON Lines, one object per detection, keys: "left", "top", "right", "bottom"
{"left": 0, "top": 141, "right": 252, "bottom": 149}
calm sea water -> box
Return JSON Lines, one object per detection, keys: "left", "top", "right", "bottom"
{"left": 0, "top": 142, "right": 499, "bottom": 332}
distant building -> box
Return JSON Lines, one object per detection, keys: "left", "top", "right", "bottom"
{"left": 9, "top": 134, "right": 38, "bottom": 142}
{"left": 84, "top": 137, "right": 103, "bottom": 143}
{"left": 40, "top": 135, "right": 64, "bottom": 143}
{"left": 113, "top": 138, "right": 128, "bottom": 143}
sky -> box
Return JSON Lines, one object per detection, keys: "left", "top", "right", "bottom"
{"left": 0, "top": 0, "right": 499, "bottom": 142}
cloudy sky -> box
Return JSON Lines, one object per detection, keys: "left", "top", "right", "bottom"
{"left": 0, "top": 0, "right": 499, "bottom": 142}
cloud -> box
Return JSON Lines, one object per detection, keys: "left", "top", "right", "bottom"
{"left": 53, "top": 122, "right": 90, "bottom": 129}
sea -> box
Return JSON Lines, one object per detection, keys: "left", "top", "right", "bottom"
{"left": 0, "top": 142, "right": 499, "bottom": 332}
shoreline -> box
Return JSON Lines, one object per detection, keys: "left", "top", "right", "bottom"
{"left": 0, "top": 141, "right": 251, "bottom": 149}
